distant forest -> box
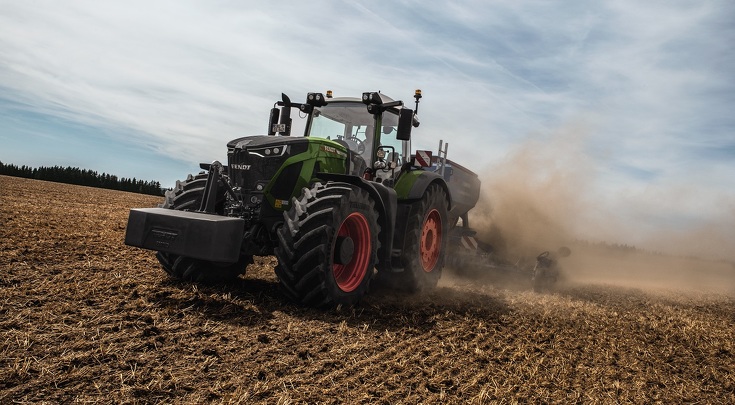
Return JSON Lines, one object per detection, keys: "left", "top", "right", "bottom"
{"left": 0, "top": 161, "right": 163, "bottom": 196}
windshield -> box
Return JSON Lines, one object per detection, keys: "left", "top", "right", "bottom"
{"left": 308, "top": 102, "right": 375, "bottom": 163}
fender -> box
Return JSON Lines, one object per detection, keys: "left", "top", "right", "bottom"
{"left": 394, "top": 169, "right": 452, "bottom": 209}
{"left": 316, "top": 172, "right": 397, "bottom": 271}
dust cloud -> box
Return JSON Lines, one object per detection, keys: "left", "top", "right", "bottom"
{"left": 460, "top": 123, "right": 735, "bottom": 296}
{"left": 562, "top": 247, "right": 735, "bottom": 295}
{"left": 469, "top": 123, "right": 591, "bottom": 260}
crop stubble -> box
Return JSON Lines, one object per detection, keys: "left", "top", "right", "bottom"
{"left": 1, "top": 175, "right": 733, "bottom": 403}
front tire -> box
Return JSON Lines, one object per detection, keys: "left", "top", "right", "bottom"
{"left": 156, "top": 173, "right": 251, "bottom": 283}
{"left": 156, "top": 252, "right": 252, "bottom": 283}
{"left": 275, "top": 182, "right": 380, "bottom": 307}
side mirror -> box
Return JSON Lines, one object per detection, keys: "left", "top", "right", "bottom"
{"left": 278, "top": 93, "right": 292, "bottom": 136}
{"left": 267, "top": 107, "right": 280, "bottom": 135}
{"left": 396, "top": 108, "right": 414, "bottom": 141}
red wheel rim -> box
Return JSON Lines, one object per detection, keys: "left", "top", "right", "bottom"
{"left": 333, "top": 212, "right": 372, "bottom": 292}
{"left": 420, "top": 209, "right": 442, "bottom": 272}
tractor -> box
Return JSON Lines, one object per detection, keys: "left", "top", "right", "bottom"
{"left": 124, "top": 89, "right": 562, "bottom": 305}
{"left": 125, "top": 89, "right": 487, "bottom": 306}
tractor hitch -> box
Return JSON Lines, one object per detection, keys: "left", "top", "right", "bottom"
{"left": 199, "top": 160, "right": 239, "bottom": 213}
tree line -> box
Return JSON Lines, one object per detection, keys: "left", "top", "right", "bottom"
{"left": 0, "top": 161, "right": 163, "bottom": 196}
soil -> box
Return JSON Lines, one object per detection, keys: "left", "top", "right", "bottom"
{"left": 1, "top": 175, "right": 733, "bottom": 403}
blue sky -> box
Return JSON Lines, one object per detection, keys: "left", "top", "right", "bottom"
{"left": 1, "top": 1, "right": 733, "bottom": 260}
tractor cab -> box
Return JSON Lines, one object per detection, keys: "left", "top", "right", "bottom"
{"left": 305, "top": 93, "right": 413, "bottom": 186}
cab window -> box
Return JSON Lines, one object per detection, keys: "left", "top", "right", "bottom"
{"left": 309, "top": 102, "right": 375, "bottom": 163}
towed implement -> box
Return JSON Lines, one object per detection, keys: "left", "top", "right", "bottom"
{"left": 428, "top": 153, "right": 569, "bottom": 292}
{"left": 125, "top": 89, "right": 562, "bottom": 307}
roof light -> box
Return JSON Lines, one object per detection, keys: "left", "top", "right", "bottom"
{"left": 362, "top": 92, "right": 382, "bottom": 105}
{"left": 306, "top": 92, "right": 327, "bottom": 107}
{"left": 414, "top": 89, "right": 423, "bottom": 114}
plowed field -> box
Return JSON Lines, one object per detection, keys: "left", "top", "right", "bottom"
{"left": 1, "top": 175, "right": 733, "bottom": 403}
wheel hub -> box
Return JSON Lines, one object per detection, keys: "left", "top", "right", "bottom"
{"left": 420, "top": 209, "right": 442, "bottom": 272}
{"left": 334, "top": 236, "right": 355, "bottom": 265}
{"left": 332, "top": 212, "right": 372, "bottom": 293}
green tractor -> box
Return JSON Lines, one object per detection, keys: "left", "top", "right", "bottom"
{"left": 125, "top": 90, "right": 479, "bottom": 306}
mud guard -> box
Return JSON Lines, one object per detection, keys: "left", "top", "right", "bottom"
{"left": 404, "top": 171, "right": 451, "bottom": 207}
{"left": 315, "top": 172, "right": 397, "bottom": 271}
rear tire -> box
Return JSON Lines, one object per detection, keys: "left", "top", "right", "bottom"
{"left": 156, "top": 173, "right": 251, "bottom": 283}
{"left": 396, "top": 183, "right": 449, "bottom": 292}
{"left": 275, "top": 182, "right": 380, "bottom": 307}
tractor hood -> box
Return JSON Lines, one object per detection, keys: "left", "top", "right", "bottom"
{"left": 225, "top": 135, "right": 350, "bottom": 213}
{"left": 226, "top": 135, "right": 316, "bottom": 150}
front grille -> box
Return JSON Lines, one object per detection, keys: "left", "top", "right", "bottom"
{"left": 228, "top": 148, "right": 287, "bottom": 192}
{"left": 226, "top": 136, "right": 313, "bottom": 217}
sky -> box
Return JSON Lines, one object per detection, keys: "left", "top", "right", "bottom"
{"left": 1, "top": 1, "right": 733, "bottom": 260}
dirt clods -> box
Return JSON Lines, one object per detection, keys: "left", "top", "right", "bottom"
{"left": 1, "top": 175, "right": 733, "bottom": 403}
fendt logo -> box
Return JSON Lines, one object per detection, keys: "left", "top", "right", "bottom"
{"left": 320, "top": 145, "right": 347, "bottom": 158}
{"left": 231, "top": 164, "right": 251, "bottom": 170}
